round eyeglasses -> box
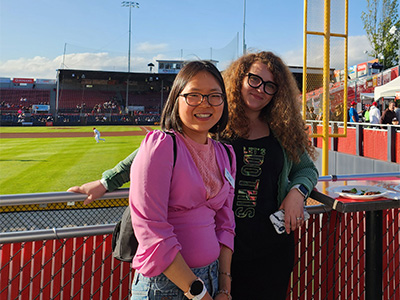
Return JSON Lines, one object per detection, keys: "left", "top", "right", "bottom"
{"left": 246, "top": 73, "right": 278, "bottom": 95}
{"left": 179, "top": 92, "right": 225, "bottom": 107}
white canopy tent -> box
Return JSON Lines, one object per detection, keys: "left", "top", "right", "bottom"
{"left": 360, "top": 93, "right": 374, "bottom": 101}
{"left": 374, "top": 76, "right": 400, "bottom": 100}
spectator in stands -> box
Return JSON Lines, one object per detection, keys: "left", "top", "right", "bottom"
{"left": 309, "top": 107, "right": 317, "bottom": 120}
{"left": 369, "top": 101, "right": 381, "bottom": 125}
{"left": 363, "top": 104, "right": 370, "bottom": 122}
{"left": 395, "top": 102, "right": 400, "bottom": 122}
{"left": 332, "top": 104, "right": 344, "bottom": 122}
{"left": 380, "top": 101, "right": 396, "bottom": 124}
{"left": 348, "top": 101, "right": 359, "bottom": 123}
{"left": 392, "top": 117, "right": 399, "bottom": 125}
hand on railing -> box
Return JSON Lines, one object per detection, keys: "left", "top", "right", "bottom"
{"left": 279, "top": 189, "right": 306, "bottom": 234}
{"left": 67, "top": 180, "right": 107, "bottom": 205}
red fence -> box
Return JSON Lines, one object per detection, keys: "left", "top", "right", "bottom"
{"left": 1, "top": 208, "right": 399, "bottom": 300}
{"left": 312, "top": 124, "right": 400, "bottom": 163}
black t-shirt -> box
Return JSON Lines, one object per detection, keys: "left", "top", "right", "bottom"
{"left": 231, "top": 135, "right": 292, "bottom": 261}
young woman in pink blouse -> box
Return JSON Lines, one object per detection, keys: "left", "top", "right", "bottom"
{"left": 129, "top": 61, "right": 236, "bottom": 300}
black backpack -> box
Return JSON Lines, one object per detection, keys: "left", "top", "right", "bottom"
{"left": 111, "top": 132, "right": 232, "bottom": 262}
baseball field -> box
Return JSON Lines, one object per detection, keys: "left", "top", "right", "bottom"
{"left": 0, "top": 125, "right": 155, "bottom": 195}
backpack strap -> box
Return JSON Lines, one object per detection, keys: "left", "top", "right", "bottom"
{"left": 164, "top": 131, "right": 177, "bottom": 168}
{"left": 221, "top": 142, "right": 232, "bottom": 167}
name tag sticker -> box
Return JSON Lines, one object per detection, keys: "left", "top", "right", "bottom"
{"left": 225, "top": 168, "right": 235, "bottom": 188}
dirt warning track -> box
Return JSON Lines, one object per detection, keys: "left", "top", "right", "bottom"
{"left": 0, "top": 126, "right": 153, "bottom": 139}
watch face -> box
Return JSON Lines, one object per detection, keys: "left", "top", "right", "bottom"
{"left": 190, "top": 279, "right": 204, "bottom": 295}
{"left": 299, "top": 184, "right": 308, "bottom": 196}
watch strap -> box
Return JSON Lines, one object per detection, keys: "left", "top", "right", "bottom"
{"left": 292, "top": 184, "right": 308, "bottom": 200}
{"left": 184, "top": 278, "right": 206, "bottom": 300}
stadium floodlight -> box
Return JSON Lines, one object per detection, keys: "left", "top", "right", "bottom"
{"left": 389, "top": 25, "right": 400, "bottom": 65}
{"left": 121, "top": 1, "right": 139, "bottom": 73}
{"left": 121, "top": 1, "right": 139, "bottom": 112}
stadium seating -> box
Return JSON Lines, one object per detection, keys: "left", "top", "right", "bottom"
{"left": 0, "top": 88, "right": 50, "bottom": 108}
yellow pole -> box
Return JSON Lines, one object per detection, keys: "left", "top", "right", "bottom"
{"left": 343, "top": 0, "right": 348, "bottom": 133}
{"left": 302, "top": 0, "right": 308, "bottom": 121}
{"left": 321, "top": 0, "right": 331, "bottom": 176}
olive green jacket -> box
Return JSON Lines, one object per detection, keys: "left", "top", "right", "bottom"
{"left": 102, "top": 140, "right": 318, "bottom": 205}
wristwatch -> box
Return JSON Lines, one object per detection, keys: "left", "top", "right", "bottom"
{"left": 184, "top": 278, "right": 207, "bottom": 300}
{"left": 292, "top": 184, "right": 309, "bottom": 200}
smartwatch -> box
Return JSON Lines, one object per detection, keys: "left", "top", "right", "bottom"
{"left": 292, "top": 184, "right": 309, "bottom": 200}
{"left": 184, "top": 278, "right": 207, "bottom": 300}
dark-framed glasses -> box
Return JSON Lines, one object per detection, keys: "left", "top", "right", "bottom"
{"left": 180, "top": 92, "right": 225, "bottom": 107}
{"left": 246, "top": 73, "right": 278, "bottom": 95}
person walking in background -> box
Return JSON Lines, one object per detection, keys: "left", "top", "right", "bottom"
{"left": 348, "top": 101, "right": 359, "bottom": 123}
{"left": 380, "top": 101, "right": 396, "bottom": 124}
{"left": 363, "top": 105, "right": 370, "bottom": 122}
{"left": 369, "top": 101, "right": 381, "bottom": 125}
{"left": 93, "top": 127, "right": 105, "bottom": 143}
{"left": 69, "top": 52, "right": 318, "bottom": 300}
{"left": 394, "top": 102, "right": 400, "bottom": 121}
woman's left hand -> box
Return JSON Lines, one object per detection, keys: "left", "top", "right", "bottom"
{"left": 279, "top": 189, "right": 305, "bottom": 234}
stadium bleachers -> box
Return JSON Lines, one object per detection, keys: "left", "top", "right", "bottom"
{"left": 0, "top": 88, "right": 50, "bottom": 108}
{"left": 58, "top": 90, "right": 118, "bottom": 109}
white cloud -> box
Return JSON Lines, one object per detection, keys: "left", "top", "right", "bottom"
{"left": 348, "top": 35, "right": 373, "bottom": 66}
{"left": 0, "top": 35, "right": 376, "bottom": 80}
{"left": 0, "top": 52, "right": 170, "bottom": 79}
{"left": 281, "top": 35, "right": 374, "bottom": 69}
{"left": 136, "top": 42, "right": 168, "bottom": 53}
{"left": 0, "top": 56, "right": 61, "bottom": 79}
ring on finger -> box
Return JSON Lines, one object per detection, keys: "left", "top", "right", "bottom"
{"left": 296, "top": 217, "right": 303, "bottom": 221}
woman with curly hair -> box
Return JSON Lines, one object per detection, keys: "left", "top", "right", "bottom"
{"left": 222, "top": 51, "right": 318, "bottom": 299}
{"left": 69, "top": 51, "right": 318, "bottom": 300}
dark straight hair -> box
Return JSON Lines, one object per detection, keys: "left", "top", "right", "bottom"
{"left": 160, "top": 60, "right": 228, "bottom": 135}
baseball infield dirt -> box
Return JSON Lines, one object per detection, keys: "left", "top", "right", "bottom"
{"left": 0, "top": 126, "right": 153, "bottom": 138}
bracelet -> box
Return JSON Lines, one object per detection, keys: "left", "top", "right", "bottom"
{"left": 216, "top": 289, "right": 232, "bottom": 300}
{"left": 218, "top": 271, "right": 232, "bottom": 281}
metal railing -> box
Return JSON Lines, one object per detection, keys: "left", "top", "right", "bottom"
{"left": 306, "top": 120, "right": 400, "bottom": 163}
{"left": 1, "top": 188, "right": 399, "bottom": 300}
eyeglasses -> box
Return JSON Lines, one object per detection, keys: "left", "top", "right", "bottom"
{"left": 179, "top": 92, "right": 225, "bottom": 107}
{"left": 246, "top": 73, "right": 278, "bottom": 95}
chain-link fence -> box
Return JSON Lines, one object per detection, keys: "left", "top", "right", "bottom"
{"left": 303, "top": 0, "right": 348, "bottom": 126}
{"left": 1, "top": 192, "right": 399, "bottom": 299}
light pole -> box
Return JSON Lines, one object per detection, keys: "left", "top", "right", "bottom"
{"left": 379, "top": 53, "right": 385, "bottom": 71}
{"left": 121, "top": 1, "right": 139, "bottom": 112}
{"left": 242, "top": 0, "right": 247, "bottom": 55}
{"left": 389, "top": 25, "right": 400, "bottom": 65}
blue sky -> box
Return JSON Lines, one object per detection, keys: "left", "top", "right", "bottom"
{"left": 0, "top": 0, "right": 374, "bottom": 79}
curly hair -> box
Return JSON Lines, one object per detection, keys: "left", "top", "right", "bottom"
{"left": 222, "top": 51, "right": 316, "bottom": 163}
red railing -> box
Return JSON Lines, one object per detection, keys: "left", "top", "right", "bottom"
{"left": 312, "top": 123, "right": 400, "bottom": 163}
{"left": 2, "top": 208, "right": 399, "bottom": 300}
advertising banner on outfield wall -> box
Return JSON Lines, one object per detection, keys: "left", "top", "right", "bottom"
{"left": 0, "top": 77, "right": 11, "bottom": 83}
{"left": 36, "top": 79, "right": 56, "bottom": 84}
{"left": 32, "top": 105, "right": 50, "bottom": 113}
{"left": 13, "top": 78, "right": 35, "bottom": 84}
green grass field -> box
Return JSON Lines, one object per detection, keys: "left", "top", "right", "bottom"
{"left": 0, "top": 126, "right": 155, "bottom": 195}
{"left": 0, "top": 125, "right": 144, "bottom": 133}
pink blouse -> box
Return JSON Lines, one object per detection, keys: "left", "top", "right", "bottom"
{"left": 129, "top": 130, "right": 236, "bottom": 277}
{"left": 178, "top": 132, "right": 223, "bottom": 199}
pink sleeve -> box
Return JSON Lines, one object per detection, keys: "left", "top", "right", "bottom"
{"left": 129, "top": 130, "right": 181, "bottom": 277}
{"left": 215, "top": 144, "right": 236, "bottom": 252}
